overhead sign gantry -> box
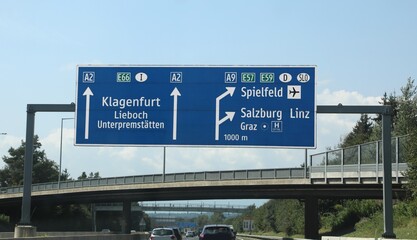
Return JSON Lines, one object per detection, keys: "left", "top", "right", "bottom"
{"left": 75, "top": 65, "right": 316, "bottom": 147}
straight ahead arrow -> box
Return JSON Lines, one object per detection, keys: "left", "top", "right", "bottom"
{"left": 170, "top": 87, "right": 181, "bottom": 140}
{"left": 83, "top": 87, "right": 93, "bottom": 139}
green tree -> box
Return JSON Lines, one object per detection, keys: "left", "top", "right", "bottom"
{"left": 78, "top": 171, "right": 100, "bottom": 180}
{"left": 321, "top": 199, "right": 382, "bottom": 232}
{"left": 60, "top": 169, "right": 71, "bottom": 181}
{"left": 374, "top": 78, "right": 417, "bottom": 196}
{"left": 370, "top": 78, "right": 417, "bottom": 140}
{"left": 372, "top": 92, "right": 399, "bottom": 138}
{"left": 324, "top": 77, "right": 417, "bottom": 232}
{"left": 0, "top": 135, "right": 63, "bottom": 187}
{"left": 196, "top": 214, "right": 209, "bottom": 227}
{"left": 209, "top": 212, "right": 225, "bottom": 224}
{"left": 340, "top": 114, "right": 373, "bottom": 148}
{"left": 253, "top": 202, "right": 269, "bottom": 232}
{"left": 0, "top": 136, "right": 94, "bottom": 229}
{"left": 253, "top": 200, "right": 277, "bottom": 232}
{"left": 394, "top": 78, "right": 417, "bottom": 136}
{"left": 405, "top": 134, "right": 417, "bottom": 197}
{"left": 341, "top": 78, "right": 417, "bottom": 196}
{"left": 398, "top": 79, "right": 417, "bottom": 196}
{"left": 274, "top": 200, "right": 304, "bottom": 236}
{"left": 32, "top": 204, "right": 93, "bottom": 231}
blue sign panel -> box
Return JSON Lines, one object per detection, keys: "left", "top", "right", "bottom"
{"left": 75, "top": 65, "right": 316, "bottom": 147}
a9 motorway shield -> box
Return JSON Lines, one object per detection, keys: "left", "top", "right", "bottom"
{"left": 75, "top": 65, "right": 316, "bottom": 147}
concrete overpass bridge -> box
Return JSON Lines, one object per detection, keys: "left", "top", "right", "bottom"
{"left": 0, "top": 136, "right": 408, "bottom": 204}
{"left": 0, "top": 165, "right": 406, "bottom": 207}
{"left": 0, "top": 136, "right": 408, "bottom": 239}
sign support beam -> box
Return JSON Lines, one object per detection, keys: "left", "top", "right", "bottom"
{"left": 317, "top": 104, "right": 395, "bottom": 239}
{"left": 17, "top": 104, "right": 75, "bottom": 237}
{"left": 18, "top": 103, "right": 395, "bottom": 239}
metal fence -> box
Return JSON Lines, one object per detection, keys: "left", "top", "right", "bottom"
{"left": 310, "top": 135, "right": 408, "bottom": 183}
{"left": 1, "top": 136, "right": 410, "bottom": 195}
{"left": 95, "top": 202, "right": 249, "bottom": 213}
{"left": 1, "top": 168, "right": 306, "bottom": 195}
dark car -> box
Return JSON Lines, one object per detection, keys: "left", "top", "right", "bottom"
{"left": 198, "top": 224, "right": 235, "bottom": 240}
{"left": 171, "top": 227, "right": 182, "bottom": 240}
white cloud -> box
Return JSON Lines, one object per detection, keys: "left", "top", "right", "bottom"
{"left": 98, "top": 147, "right": 139, "bottom": 161}
{"left": 318, "top": 88, "right": 381, "bottom": 105}
{"left": 0, "top": 135, "right": 21, "bottom": 149}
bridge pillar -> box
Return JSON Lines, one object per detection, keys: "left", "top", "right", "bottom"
{"left": 304, "top": 196, "right": 319, "bottom": 240}
{"left": 122, "top": 201, "right": 132, "bottom": 234}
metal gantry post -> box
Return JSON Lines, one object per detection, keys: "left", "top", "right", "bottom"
{"left": 358, "top": 144, "right": 361, "bottom": 183}
{"left": 382, "top": 113, "right": 396, "bottom": 238}
{"left": 17, "top": 104, "right": 75, "bottom": 237}
{"left": 376, "top": 140, "right": 380, "bottom": 182}
{"left": 20, "top": 106, "right": 36, "bottom": 225}
{"left": 341, "top": 148, "right": 344, "bottom": 183}
{"left": 317, "top": 105, "right": 396, "bottom": 239}
{"left": 17, "top": 103, "right": 397, "bottom": 239}
{"left": 325, "top": 152, "right": 328, "bottom": 183}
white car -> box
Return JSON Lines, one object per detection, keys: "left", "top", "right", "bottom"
{"left": 149, "top": 228, "right": 181, "bottom": 240}
{"left": 185, "top": 231, "right": 195, "bottom": 237}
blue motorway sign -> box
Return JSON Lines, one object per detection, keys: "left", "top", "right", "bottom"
{"left": 75, "top": 65, "right": 316, "bottom": 147}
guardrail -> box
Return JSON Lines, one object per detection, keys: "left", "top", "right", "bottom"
{"left": 238, "top": 234, "right": 308, "bottom": 240}
{"left": 97, "top": 202, "right": 249, "bottom": 211}
{"left": 310, "top": 136, "right": 408, "bottom": 184}
{"left": 1, "top": 168, "right": 306, "bottom": 195}
{"left": 96, "top": 202, "right": 249, "bottom": 213}
{"left": 0, "top": 136, "right": 410, "bottom": 195}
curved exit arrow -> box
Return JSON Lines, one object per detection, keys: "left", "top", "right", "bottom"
{"left": 219, "top": 111, "right": 235, "bottom": 125}
{"left": 215, "top": 87, "right": 236, "bottom": 141}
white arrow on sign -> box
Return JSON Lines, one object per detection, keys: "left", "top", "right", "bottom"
{"left": 215, "top": 87, "right": 236, "bottom": 141}
{"left": 83, "top": 87, "right": 94, "bottom": 139}
{"left": 170, "top": 87, "right": 181, "bottom": 140}
{"left": 219, "top": 111, "right": 235, "bottom": 125}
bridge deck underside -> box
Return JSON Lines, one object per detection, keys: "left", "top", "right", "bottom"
{"left": 0, "top": 181, "right": 405, "bottom": 208}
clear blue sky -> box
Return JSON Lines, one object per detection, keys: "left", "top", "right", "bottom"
{"left": 1, "top": 0, "right": 417, "bottom": 206}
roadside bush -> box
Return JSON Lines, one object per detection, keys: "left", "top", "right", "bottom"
{"left": 321, "top": 200, "right": 382, "bottom": 232}
{"left": 274, "top": 200, "right": 304, "bottom": 236}
{"left": 395, "top": 198, "right": 417, "bottom": 217}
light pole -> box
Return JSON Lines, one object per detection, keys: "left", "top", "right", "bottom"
{"left": 58, "top": 117, "right": 74, "bottom": 188}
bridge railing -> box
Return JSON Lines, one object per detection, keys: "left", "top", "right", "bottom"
{"left": 95, "top": 202, "right": 250, "bottom": 213}
{"left": 1, "top": 168, "right": 306, "bottom": 195}
{"left": 1, "top": 136, "right": 411, "bottom": 195}
{"left": 310, "top": 135, "right": 408, "bottom": 184}
{"left": 98, "top": 201, "right": 249, "bottom": 210}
